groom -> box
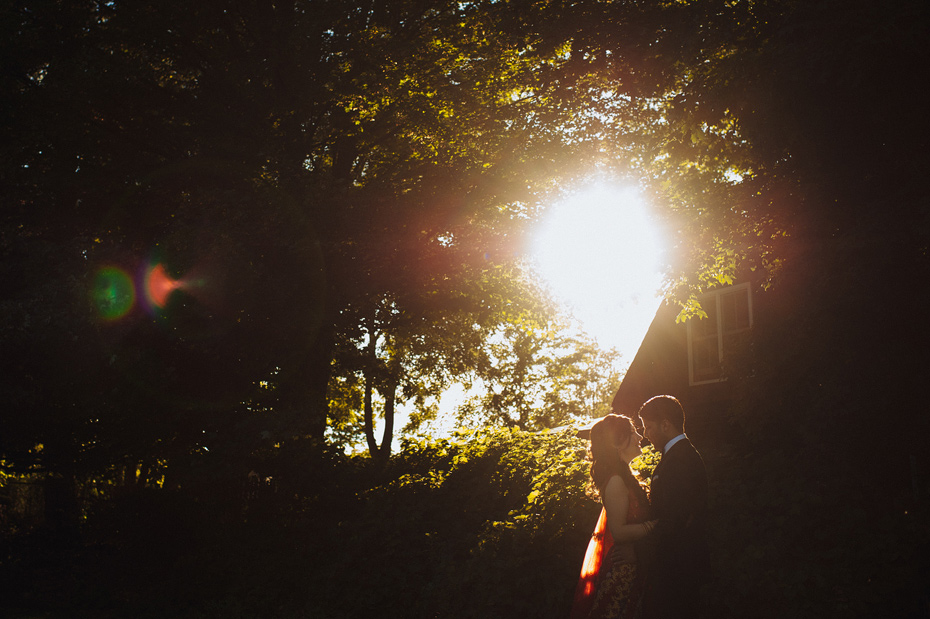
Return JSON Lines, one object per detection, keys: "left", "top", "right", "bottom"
{"left": 638, "top": 395, "right": 709, "bottom": 619}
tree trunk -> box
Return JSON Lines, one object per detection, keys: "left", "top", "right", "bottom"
{"left": 362, "top": 323, "right": 395, "bottom": 463}
{"left": 279, "top": 321, "right": 335, "bottom": 445}
{"left": 364, "top": 379, "right": 396, "bottom": 464}
{"left": 364, "top": 358, "right": 378, "bottom": 457}
{"left": 377, "top": 380, "right": 396, "bottom": 463}
{"left": 305, "top": 322, "right": 336, "bottom": 443}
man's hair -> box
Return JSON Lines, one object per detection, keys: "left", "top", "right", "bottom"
{"left": 637, "top": 395, "right": 686, "bottom": 433}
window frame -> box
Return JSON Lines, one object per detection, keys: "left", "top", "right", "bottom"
{"left": 687, "top": 282, "right": 753, "bottom": 386}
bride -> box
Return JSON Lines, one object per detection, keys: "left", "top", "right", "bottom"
{"left": 571, "top": 414, "right": 655, "bottom": 619}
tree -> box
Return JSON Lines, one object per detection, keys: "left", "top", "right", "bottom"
{"left": 457, "top": 316, "right": 622, "bottom": 432}
{"left": 331, "top": 263, "right": 560, "bottom": 459}
{"left": 0, "top": 0, "right": 612, "bottom": 483}
{"left": 547, "top": 0, "right": 930, "bottom": 305}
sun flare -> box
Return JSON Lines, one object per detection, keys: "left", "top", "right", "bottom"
{"left": 529, "top": 184, "right": 666, "bottom": 361}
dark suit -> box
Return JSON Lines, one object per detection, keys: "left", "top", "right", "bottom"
{"left": 645, "top": 437, "right": 709, "bottom": 619}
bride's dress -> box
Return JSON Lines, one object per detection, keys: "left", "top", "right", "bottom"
{"left": 570, "top": 489, "right": 648, "bottom": 619}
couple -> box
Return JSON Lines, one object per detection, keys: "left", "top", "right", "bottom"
{"left": 571, "top": 395, "right": 709, "bottom": 619}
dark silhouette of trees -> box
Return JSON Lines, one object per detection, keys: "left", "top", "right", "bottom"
{"left": 0, "top": 0, "right": 618, "bottom": 492}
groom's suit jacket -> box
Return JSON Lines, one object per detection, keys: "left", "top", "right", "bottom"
{"left": 646, "top": 437, "right": 709, "bottom": 617}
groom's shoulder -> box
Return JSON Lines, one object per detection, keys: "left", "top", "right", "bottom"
{"left": 663, "top": 439, "right": 704, "bottom": 466}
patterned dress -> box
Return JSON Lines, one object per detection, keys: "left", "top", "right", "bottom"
{"left": 571, "top": 485, "right": 648, "bottom": 619}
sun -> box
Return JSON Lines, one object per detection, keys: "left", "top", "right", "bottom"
{"left": 529, "top": 183, "right": 666, "bottom": 361}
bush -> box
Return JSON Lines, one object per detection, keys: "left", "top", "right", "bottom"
{"left": 315, "top": 426, "right": 599, "bottom": 618}
{"left": 1, "top": 426, "right": 603, "bottom": 618}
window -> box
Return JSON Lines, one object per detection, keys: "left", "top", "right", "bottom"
{"left": 687, "top": 283, "right": 753, "bottom": 385}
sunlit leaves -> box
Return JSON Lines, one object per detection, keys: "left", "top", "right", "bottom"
{"left": 456, "top": 316, "right": 622, "bottom": 432}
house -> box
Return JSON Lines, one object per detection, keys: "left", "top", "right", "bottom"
{"left": 606, "top": 282, "right": 757, "bottom": 443}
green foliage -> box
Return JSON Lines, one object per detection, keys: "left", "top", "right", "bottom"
{"left": 5, "top": 424, "right": 930, "bottom": 618}
{"left": 1, "top": 427, "right": 600, "bottom": 618}
{"left": 630, "top": 444, "right": 660, "bottom": 485}
{"left": 457, "top": 317, "right": 623, "bottom": 432}
{"left": 345, "top": 427, "right": 597, "bottom": 618}
{"left": 0, "top": 0, "right": 625, "bottom": 478}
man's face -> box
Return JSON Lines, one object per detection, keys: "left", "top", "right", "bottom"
{"left": 642, "top": 418, "right": 668, "bottom": 452}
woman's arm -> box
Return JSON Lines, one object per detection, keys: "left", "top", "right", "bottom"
{"left": 601, "top": 476, "right": 655, "bottom": 544}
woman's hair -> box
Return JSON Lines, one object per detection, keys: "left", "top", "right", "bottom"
{"left": 588, "top": 414, "right": 649, "bottom": 508}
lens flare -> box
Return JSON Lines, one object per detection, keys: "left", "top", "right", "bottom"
{"left": 92, "top": 267, "right": 135, "bottom": 320}
{"left": 145, "top": 263, "right": 181, "bottom": 309}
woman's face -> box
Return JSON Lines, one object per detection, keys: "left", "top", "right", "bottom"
{"left": 618, "top": 427, "right": 643, "bottom": 461}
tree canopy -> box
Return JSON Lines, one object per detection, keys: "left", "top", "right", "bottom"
{"left": 4, "top": 0, "right": 929, "bottom": 473}
{"left": 1, "top": 0, "right": 623, "bottom": 477}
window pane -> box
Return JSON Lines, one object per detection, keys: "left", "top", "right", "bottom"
{"left": 692, "top": 336, "right": 720, "bottom": 381}
{"left": 721, "top": 289, "right": 750, "bottom": 333}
